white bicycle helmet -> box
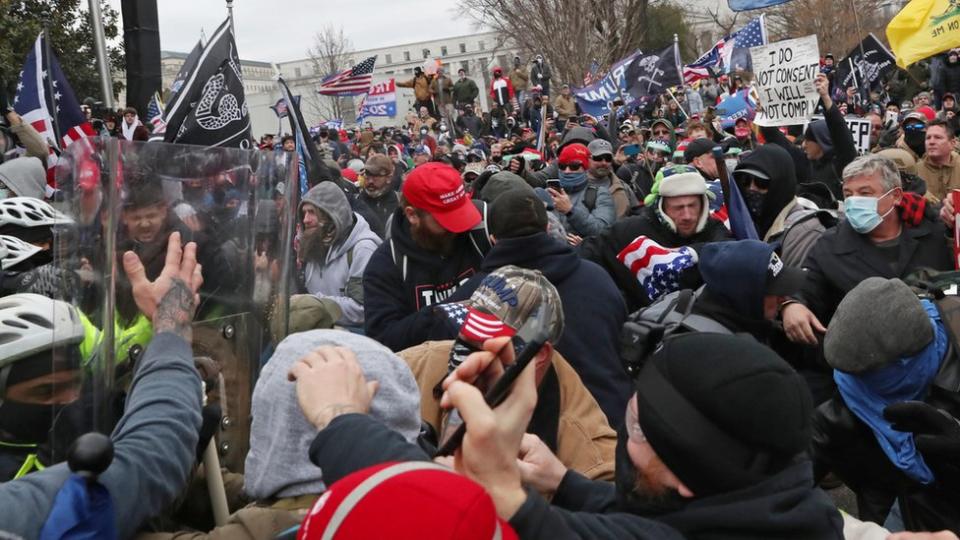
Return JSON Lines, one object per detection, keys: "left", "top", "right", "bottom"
{"left": 0, "top": 235, "right": 42, "bottom": 270}
{"left": 0, "top": 293, "right": 84, "bottom": 368}
{"left": 0, "top": 197, "right": 74, "bottom": 229}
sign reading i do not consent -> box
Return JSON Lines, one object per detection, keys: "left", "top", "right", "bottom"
{"left": 751, "top": 35, "right": 821, "bottom": 127}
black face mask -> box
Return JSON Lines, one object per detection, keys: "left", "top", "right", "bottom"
{"left": 614, "top": 423, "right": 690, "bottom": 516}
{"left": 0, "top": 401, "right": 58, "bottom": 443}
{"left": 904, "top": 129, "right": 926, "bottom": 157}
{"left": 743, "top": 190, "right": 766, "bottom": 220}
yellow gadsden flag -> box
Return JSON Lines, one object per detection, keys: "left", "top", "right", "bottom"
{"left": 887, "top": 0, "right": 960, "bottom": 67}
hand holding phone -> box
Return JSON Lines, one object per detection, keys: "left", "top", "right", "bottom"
{"left": 546, "top": 179, "right": 562, "bottom": 191}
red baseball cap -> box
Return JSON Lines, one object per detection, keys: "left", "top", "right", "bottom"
{"left": 558, "top": 143, "right": 590, "bottom": 169}
{"left": 298, "top": 462, "right": 518, "bottom": 540}
{"left": 402, "top": 162, "right": 481, "bottom": 233}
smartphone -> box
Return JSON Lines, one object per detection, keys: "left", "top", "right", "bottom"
{"left": 612, "top": 98, "right": 625, "bottom": 107}
{"left": 546, "top": 179, "right": 562, "bottom": 191}
{"left": 624, "top": 144, "right": 641, "bottom": 157}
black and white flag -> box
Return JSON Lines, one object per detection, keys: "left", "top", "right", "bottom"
{"left": 162, "top": 19, "right": 251, "bottom": 148}
{"left": 834, "top": 34, "right": 896, "bottom": 93}
{"left": 625, "top": 44, "right": 683, "bottom": 101}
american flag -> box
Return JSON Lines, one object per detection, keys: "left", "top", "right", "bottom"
{"left": 14, "top": 33, "right": 94, "bottom": 165}
{"left": 146, "top": 92, "right": 165, "bottom": 133}
{"left": 317, "top": 56, "right": 376, "bottom": 96}
{"left": 439, "top": 303, "right": 516, "bottom": 343}
{"left": 617, "top": 236, "right": 699, "bottom": 302}
{"left": 721, "top": 15, "right": 767, "bottom": 73}
{"left": 683, "top": 41, "right": 723, "bottom": 84}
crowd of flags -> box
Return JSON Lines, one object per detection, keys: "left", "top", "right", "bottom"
{"left": 682, "top": 15, "right": 768, "bottom": 84}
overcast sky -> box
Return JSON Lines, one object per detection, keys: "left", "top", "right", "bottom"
{"left": 105, "top": 0, "right": 478, "bottom": 63}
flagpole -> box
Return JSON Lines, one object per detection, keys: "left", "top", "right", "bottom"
{"left": 42, "top": 24, "right": 62, "bottom": 147}
{"left": 226, "top": 0, "right": 235, "bottom": 35}
{"left": 671, "top": 34, "right": 689, "bottom": 120}
{"left": 88, "top": 0, "right": 114, "bottom": 109}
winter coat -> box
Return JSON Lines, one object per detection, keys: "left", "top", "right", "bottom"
{"left": 553, "top": 94, "right": 578, "bottom": 120}
{"left": 357, "top": 190, "right": 398, "bottom": 239}
{"left": 308, "top": 414, "right": 685, "bottom": 540}
{"left": 556, "top": 181, "right": 616, "bottom": 238}
{"left": 918, "top": 152, "right": 960, "bottom": 203}
{"left": 430, "top": 75, "right": 454, "bottom": 106}
{"left": 510, "top": 66, "right": 530, "bottom": 91}
{"left": 448, "top": 232, "right": 633, "bottom": 426}
{"left": 794, "top": 219, "right": 953, "bottom": 325}
{"left": 362, "top": 204, "right": 489, "bottom": 351}
{"left": 456, "top": 112, "right": 483, "bottom": 138}
{"left": 806, "top": 103, "right": 858, "bottom": 200}
{"left": 399, "top": 340, "right": 617, "bottom": 481}
{"left": 452, "top": 78, "right": 479, "bottom": 106}
{"left": 489, "top": 76, "right": 516, "bottom": 107}
{"left": 135, "top": 499, "right": 308, "bottom": 540}
{"left": 530, "top": 61, "right": 552, "bottom": 94}
{"left": 397, "top": 73, "right": 433, "bottom": 102}
{"left": 580, "top": 206, "right": 730, "bottom": 312}
{"left": 941, "top": 60, "right": 960, "bottom": 96}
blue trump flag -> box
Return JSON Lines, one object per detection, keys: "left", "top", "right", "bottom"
{"left": 39, "top": 475, "right": 116, "bottom": 540}
{"left": 572, "top": 50, "right": 644, "bottom": 118}
{"left": 728, "top": 0, "right": 792, "bottom": 11}
{"left": 715, "top": 91, "right": 756, "bottom": 129}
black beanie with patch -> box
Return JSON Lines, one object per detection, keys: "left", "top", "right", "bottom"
{"left": 635, "top": 332, "right": 813, "bottom": 497}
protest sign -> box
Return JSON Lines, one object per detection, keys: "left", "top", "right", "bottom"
{"left": 573, "top": 50, "right": 644, "bottom": 118}
{"left": 751, "top": 35, "right": 820, "bottom": 127}
{"left": 807, "top": 115, "right": 873, "bottom": 155}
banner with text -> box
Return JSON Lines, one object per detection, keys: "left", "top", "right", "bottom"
{"left": 573, "top": 50, "right": 644, "bottom": 118}
{"left": 808, "top": 115, "right": 873, "bottom": 155}
{"left": 359, "top": 79, "right": 397, "bottom": 119}
{"left": 751, "top": 35, "right": 820, "bottom": 127}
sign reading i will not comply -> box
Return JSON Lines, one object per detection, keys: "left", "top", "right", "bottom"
{"left": 751, "top": 35, "right": 820, "bottom": 127}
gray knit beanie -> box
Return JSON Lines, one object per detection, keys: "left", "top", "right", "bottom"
{"left": 824, "top": 277, "right": 933, "bottom": 373}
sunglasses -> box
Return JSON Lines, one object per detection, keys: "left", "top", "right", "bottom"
{"left": 559, "top": 162, "right": 583, "bottom": 171}
{"left": 737, "top": 174, "right": 771, "bottom": 190}
{"left": 591, "top": 154, "right": 614, "bottom": 163}
{"left": 904, "top": 123, "right": 926, "bottom": 132}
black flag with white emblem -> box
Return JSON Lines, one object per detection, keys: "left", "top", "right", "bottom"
{"left": 625, "top": 44, "right": 683, "bottom": 101}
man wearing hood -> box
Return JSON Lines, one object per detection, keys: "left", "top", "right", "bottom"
{"left": 120, "top": 107, "right": 149, "bottom": 141}
{"left": 151, "top": 330, "right": 421, "bottom": 539}
{"left": 801, "top": 74, "right": 858, "bottom": 200}
{"left": 445, "top": 189, "right": 632, "bottom": 425}
{"left": 691, "top": 240, "right": 807, "bottom": 342}
{"left": 363, "top": 163, "right": 490, "bottom": 351}
{"left": 580, "top": 165, "right": 729, "bottom": 312}
{"left": 733, "top": 144, "right": 830, "bottom": 267}
{"left": 298, "top": 183, "right": 381, "bottom": 328}
{"left": 304, "top": 332, "right": 843, "bottom": 540}
{"left": 530, "top": 54, "right": 552, "bottom": 96}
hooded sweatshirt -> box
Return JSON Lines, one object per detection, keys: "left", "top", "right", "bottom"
{"left": 693, "top": 240, "right": 777, "bottom": 340}
{"left": 0, "top": 157, "right": 47, "bottom": 199}
{"left": 448, "top": 232, "right": 633, "bottom": 426}
{"left": 244, "top": 330, "right": 420, "bottom": 500}
{"left": 300, "top": 183, "right": 382, "bottom": 326}
{"left": 363, "top": 206, "right": 487, "bottom": 351}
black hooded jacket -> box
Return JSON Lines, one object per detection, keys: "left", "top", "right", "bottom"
{"left": 362, "top": 207, "right": 487, "bottom": 351}
{"left": 580, "top": 206, "right": 730, "bottom": 312}
{"left": 735, "top": 144, "right": 798, "bottom": 239}
{"left": 803, "top": 103, "right": 857, "bottom": 201}
{"left": 445, "top": 232, "right": 633, "bottom": 426}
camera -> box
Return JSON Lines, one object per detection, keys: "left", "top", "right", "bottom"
{"left": 620, "top": 318, "right": 665, "bottom": 379}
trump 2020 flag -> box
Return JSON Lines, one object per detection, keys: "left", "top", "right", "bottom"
{"left": 163, "top": 19, "right": 251, "bottom": 148}
{"left": 617, "top": 236, "right": 699, "bottom": 302}
{"left": 624, "top": 45, "right": 683, "bottom": 101}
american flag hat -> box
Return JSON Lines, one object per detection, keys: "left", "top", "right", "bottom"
{"left": 439, "top": 266, "right": 564, "bottom": 345}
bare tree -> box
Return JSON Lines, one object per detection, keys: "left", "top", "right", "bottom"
{"left": 763, "top": 0, "right": 888, "bottom": 57}
{"left": 459, "top": 0, "right": 690, "bottom": 86}
{"left": 305, "top": 25, "right": 353, "bottom": 121}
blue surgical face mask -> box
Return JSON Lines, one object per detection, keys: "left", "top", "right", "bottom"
{"left": 844, "top": 188, "right": 896, "bottom": 233}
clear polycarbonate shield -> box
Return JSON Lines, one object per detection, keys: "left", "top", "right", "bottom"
{"left": 35, "top": 138, "right": 297, "bottom": 474}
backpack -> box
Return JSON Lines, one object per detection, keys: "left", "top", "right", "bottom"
{"left": 620, "top": 288, "right": 731, "bottom": 377}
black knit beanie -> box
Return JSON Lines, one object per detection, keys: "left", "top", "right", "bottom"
{"left": 635, "top": 333, "right": 813, "bottom": 497}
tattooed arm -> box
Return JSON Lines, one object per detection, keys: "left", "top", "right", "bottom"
{"left": 122, "top": 231, "right": 204, "bottom": 339}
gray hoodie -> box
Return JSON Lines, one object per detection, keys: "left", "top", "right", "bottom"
{"left": 0, "top": 156, "right": 47, "bottom": 200}
{"left": 299, "top": 182, "right": 382, "bottom": 326}
{"left": 243, "top": 330, "right": 421, "bottom": 500}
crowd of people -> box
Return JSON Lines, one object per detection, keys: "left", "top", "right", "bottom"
{"left": 0, "top": 45, "right": 958, "bottom": 540}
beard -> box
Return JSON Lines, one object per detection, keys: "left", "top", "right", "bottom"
{"left": 299, "top": 226, "right": 334, "bottom": 264}
{"left": 614, "top": 426, "right": 690, "bottom": 516}
{"left": 411, "top": 221, "right": 455, "bottom": 254}
{"left": 591, "top": 166, "right": 612, "bottom": 178}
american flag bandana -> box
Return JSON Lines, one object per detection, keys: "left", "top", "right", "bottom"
{"left": 617, "top": 235, "right": 699, "bottom": 302}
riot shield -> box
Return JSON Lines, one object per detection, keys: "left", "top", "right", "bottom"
{"left": 42, "top": 138, "right": 297, "bottom": 474}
